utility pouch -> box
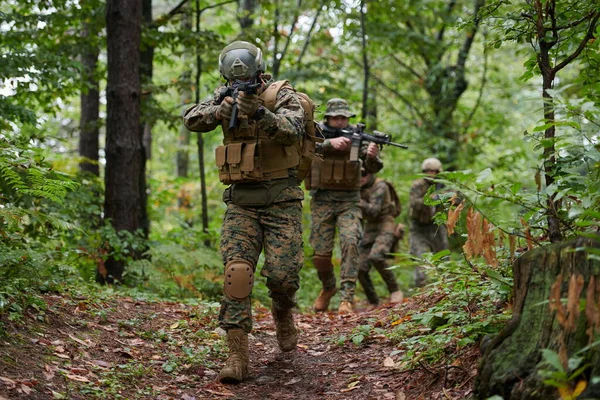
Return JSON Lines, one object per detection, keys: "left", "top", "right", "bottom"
{"left": 227, "top": 142, "right": 243, "bottom": 181}
{"left": 230, "top": 178, "right": 291, "bottom": 207}
{"left": 215, "top": 145, "right": 229, "bottom": 183}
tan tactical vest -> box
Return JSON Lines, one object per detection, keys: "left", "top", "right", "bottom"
{"left": 215, "top": 82, "right": 300, "bottom": 185}
{"left": 361, "top": 178, "right": 397, "bottom": 231}
{"left": 305, "top": 129, "right": 361, "bottom": 190}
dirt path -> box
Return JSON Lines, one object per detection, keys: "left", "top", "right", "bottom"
{"left": 0, "top": 294, "right": 477, "bottom": 399}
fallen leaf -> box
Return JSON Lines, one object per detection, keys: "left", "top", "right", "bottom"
{"left": 54, "top": 353, "right": 71, "bottom": 359}
{"left": 396, "top": 391, "right": 406, "bottom": 400}
{"left": 284, "top": 377, "right": 302, "bottom": 385}
{"left": 90, "top": 360, "right": 112, "bottom": 368}
{"left": 170, "top": 322, "right": 180, "bottom": 329}
{"left": 0, "top": 395, "right": 9, "bottom": 400}
{"left": 0, "top": 376, "right": 17, "bottom": 387}
{"left": 69, "top": 334, "right": 92, "bottom": 347}
{"left": 203, "top": 388, "right": 235, "bottom": 396}
{"left": 20, "top": 384, "right": 32, "bottom": 395}
{"left": 66, "top": 374, "right": 90, "bottom": 383}
{"left": 383, "top": 357, "right": 395, "bottom": 367}
{"left": 181, "top": 394, "right": 196, "bottom": 400}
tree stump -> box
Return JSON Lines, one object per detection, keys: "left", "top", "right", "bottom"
{"left": 475, "top": 236, "right": 600, "bottom": 399}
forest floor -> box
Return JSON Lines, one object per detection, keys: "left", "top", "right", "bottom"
{"left": 0, "top": 292, "right": 479, "bottom": 400}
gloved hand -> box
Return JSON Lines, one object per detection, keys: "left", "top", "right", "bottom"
{"left": 237, "top": 92, "right": 259, "bottom": 118}
{"left": 216, "top": 96, "right": 233, "bottom": 120}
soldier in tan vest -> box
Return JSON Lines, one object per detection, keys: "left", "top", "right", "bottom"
{"left": 306, "top": 98, "right": 383, "bottom": 314}
{"left": 183, "top": 41, "right": 305, "bottom": 383}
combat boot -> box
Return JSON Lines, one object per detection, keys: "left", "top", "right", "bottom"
{"left": 272, "top": 305, "right": 298, "bottom": 352}
{"left": 313, "top": 287, "right": 337, "bottom": 312}
{"left": 218, "top": 329, "right": 249, "bottom": 383}
{"left": 338, "top": 301, "right": 354, "bottom": 314}
{"left": 390, "top": 290, "right": 404, "bottom": 304}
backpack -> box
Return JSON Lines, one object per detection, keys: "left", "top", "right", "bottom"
{"left": 383, "top": 180, "right": 402, "bottom": 218}
{"left": 260, "top": 80, "right": 323, "bottom": 182}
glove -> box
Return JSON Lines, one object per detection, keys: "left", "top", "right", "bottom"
{"left": 216, "top": 97, "right": 233, "bottom": 120}
{"left": 237, "top": 92, "right": 259, "bottom": 118}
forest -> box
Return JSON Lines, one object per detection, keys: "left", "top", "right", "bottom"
{"left": 1, "top": 0, "right": 599, "bottom": 399}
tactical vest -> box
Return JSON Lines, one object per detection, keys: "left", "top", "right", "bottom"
{"left": 215, "top": 83, "right": 300, "bottom": 185}
{"left": 305, "top": 125, "right": 361, "bottom": 190}
{"left": 361, "top": 178, "right": 397, "bottom": 232}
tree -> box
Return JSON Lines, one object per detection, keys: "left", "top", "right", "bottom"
{"left": 78, "top": 4, "right": 104, "bottom": 176}
{"left": 103, "top": 0, "right": 144, "bottom": 283}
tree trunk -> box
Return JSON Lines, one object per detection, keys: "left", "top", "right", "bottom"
{"left": 102, "top": 0, "right": 143, "bottom": 283}
{"left": 79, "top": 24, "right": 100, "bottom": 176}
{"left": 195, "top": 0, "right": 209, "bottom": 245}
{"left": 475, "top": 237, "right": 600, "bottom": 399}
{"left": 139, "top": 0, "right": 152, "bottom": 235}
{"left": 237, "top": 0, "right": 257, "bottom": 29}
{"left": 177, "top": 7, "right": 192, "bottom": 179}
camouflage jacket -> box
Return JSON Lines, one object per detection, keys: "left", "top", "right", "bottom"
{"left": 182, "top": 81, "right": 305, "bottom": 203}
{"left": 409, "top": 178, "right": 443, "bottom": 224}
{"left": 360, "top": 176, "right": 396, "bottom": 238}
{"left": 311, "top": 123, "right": 384, "bottom": 202}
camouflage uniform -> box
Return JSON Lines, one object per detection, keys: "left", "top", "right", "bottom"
{"left": 309, "top": 99, "right": 383, "bottom": 305}
{"left": 358, "top": 175, "right": 400, "bottom": 305}
{"left": 183, "top": 81, "right": 305, "bottom": 333}
{"left": 409, "top": 178, "right": 449, "bottom": 286}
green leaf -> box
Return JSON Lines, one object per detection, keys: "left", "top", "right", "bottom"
{"left": 540, "top": 349, "right": 565, "bottom": 373}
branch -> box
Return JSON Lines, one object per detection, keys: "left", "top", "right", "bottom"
{"left": 461, "top": 32, "right": 488, "bottom": 136}
{"left": 436, "top": 0, "right": 457, "bottom": 42}
{"left": 390, "top": 54, "right": 423, "bottom": 80}
{"left": 456, "top": 0, "right": 485, "bottom": 70}
{"left": 552, "top": 11, "right": 600, "bottom": 74}
{"left": 555, "top": 10, "right": 597, "bottom": 30}
{"left": 152, "top": 0, "right": 236, "bottom": 27}
{"left": 370, "top": 73, "right": 430, "bottom": 124}
{"left": 297, "top": 1, "right": 324, "bottom": 65}
{"left": 280, "top": 1, "right": 302, "bottom": 66}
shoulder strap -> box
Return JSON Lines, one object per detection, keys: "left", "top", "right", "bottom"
{"left": 260, "top": 80, "right": 293, "bottom": 112}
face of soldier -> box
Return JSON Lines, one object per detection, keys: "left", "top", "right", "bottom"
{"left": 327, "top": 115, "right": 350, "bottom": 129}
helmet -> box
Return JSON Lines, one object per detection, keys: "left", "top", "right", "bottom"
{"left": 421, "top": 157, "right": 442, "bottom": 172}
{"left": 218, "top": 41, "right": 265, "bottom": 81}
{"left": 324, "top": 98, "right": 356, "bottom": 118}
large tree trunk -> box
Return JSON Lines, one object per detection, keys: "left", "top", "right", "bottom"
{"left": 79, "top": 25, "right": 100, "bottom": 176}
{"left": 102, "top": 0, "right": 143, "bottom": 283}
{"left": 139, "top": 0, "right": 152, "bottom": 235}
{"left": 476, "top": 237, "right": 600, "bottom": 399}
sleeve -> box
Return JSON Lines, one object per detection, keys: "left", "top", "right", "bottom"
{"left": 359, "top": 181, "right": 388, "bottom": 220}
{"left": 257, "top": 87, "right": 304, "bottom": 146}
{"left": 182, "top": 87, "right": 223, "bottom": 133}
{"left": 409, "top": 179, "right": 434, "bottom": 223}
{"left": 359, "top": 141, "right": 383, "bottom": 173}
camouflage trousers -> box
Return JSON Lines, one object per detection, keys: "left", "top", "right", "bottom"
{"left": 219, "top": 200, "right": 303, "bottom": 333}
{"left": 409, "top": 222, "right": 449, "bottom": 287}
{"left": 358, "top": 232, "right": 399, "bottom": 305}
{"left": 309, "top": 199, "right": 362, "bottom": 302}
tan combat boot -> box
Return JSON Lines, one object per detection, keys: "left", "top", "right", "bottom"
{"left": 313, "top": 288, "right": 337, "bottom": 312}
{"left": 272, "top": 305, "right": 298, "bottom": 352}
{"left": 390, "top": 290, "right": 404, "bottom": 304}
{"left": 338, "top": 301, "right": 354, "bottom": 314}
{"left": 218, "top": 329, "right": 249, "bottom": 383}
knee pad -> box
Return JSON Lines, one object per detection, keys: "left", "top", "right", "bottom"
{"left": 313, "top": 253, "right": 333, "bottom": 272}
{"left": 224, "top": 259, "right": 254, "bottom": 301}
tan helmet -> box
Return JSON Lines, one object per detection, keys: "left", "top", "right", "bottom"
{"left": 421, "top": 157, "right": 442, "bottom": 172}
{"left": 218, "top": 41, "right": 265, "bottom": 81}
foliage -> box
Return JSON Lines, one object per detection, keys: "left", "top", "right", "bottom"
{"left": 389, "top": 251, "right": 512, "bottom": 366}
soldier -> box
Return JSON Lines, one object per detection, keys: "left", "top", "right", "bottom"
{"left": 307, "top": 98, "right": 383, "bottom": 314}
{"left": 358, "top": 169, "right": 404, "bottom": 309}
{"left": 183, "top": 41, "right": 305, "bottom": 383}
{"left": 409, "top": 157, "right": 449, "bottom": 287}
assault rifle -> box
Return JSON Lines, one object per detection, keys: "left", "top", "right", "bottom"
{"left": 218, "top": 80, "right": 261, "bottom": 131}
{"left": 319, "top": 122, "right": 408, "bottom": 161}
